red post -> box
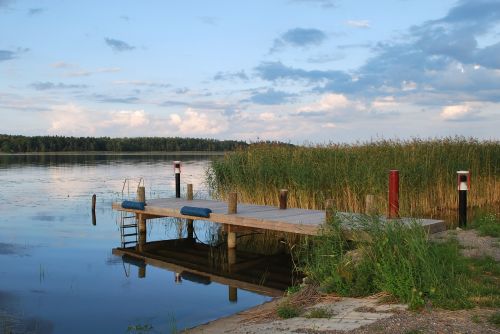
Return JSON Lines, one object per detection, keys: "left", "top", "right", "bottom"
{"left": 388, "top": 170, "right": 399, "bottom": 218}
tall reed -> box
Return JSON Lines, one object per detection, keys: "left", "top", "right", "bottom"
{"left": 207, "top": 137, "right": 499, "bottom": 217}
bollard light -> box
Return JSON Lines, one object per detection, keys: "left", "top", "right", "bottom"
{"left": 457, "top": 171, "right": 470, "bottom": 228}
{"left": 174, "top": 161, "right": 181, "bottom": 198}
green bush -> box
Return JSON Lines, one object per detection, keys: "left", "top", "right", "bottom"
{"left": 277, "top": 303, "right": 301, "bottom": 319}
{"left": 471, "top": 212, "right": 500, "bottom": 238}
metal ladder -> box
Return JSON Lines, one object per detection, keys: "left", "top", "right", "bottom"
{"left": 118, "top": 178, "right": 144, "bottom": 248}
{"left": 120, "top": 212, "right": 138, "bottom": 248}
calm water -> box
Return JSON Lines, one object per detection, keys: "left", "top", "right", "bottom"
{"left": 0, "top": 154, "right": 273, "bottom": 334}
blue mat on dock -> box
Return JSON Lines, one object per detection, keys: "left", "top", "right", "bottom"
{"left": 180, "top": 206, "right": 212, "bottom": 218}
{"left": 121, "top": 200, "right": 146, "bottom": 210}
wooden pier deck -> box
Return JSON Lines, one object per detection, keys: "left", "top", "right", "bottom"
{"left": 111, "top": 197, "right": 445, "bottom": 236}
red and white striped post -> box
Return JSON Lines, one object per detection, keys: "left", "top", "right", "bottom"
{"left": 388, "top": 170, "right": 399, "bottom": 218}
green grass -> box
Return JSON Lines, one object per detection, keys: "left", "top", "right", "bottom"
{"left": 300, "top": 214, "right": 498, "bottom": 310}
{"left": 208, "top": 138, "right": 499, "bottom": 216}
{"left": 305, "top": 307, "right": 331, "bottom": 318}
{"left": 277, "top": 303, "right": 301, "bottom": 319}
{"left": 488, "top": 312, "right": 500, "bottom": 327}
{"left": 470, "top": 211, "right": 500, "bottom": 238}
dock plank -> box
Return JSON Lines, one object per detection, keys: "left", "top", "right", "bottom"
{"left": 112, "top": 197, "right": 445, "bottom": 236}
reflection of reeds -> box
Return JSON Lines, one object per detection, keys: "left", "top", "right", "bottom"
{"left": 208, "top": 138, "right": 499, "bottom": 216}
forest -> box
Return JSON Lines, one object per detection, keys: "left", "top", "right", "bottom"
{"left": 0, "top": 134, "right": 248, "bottom": 153}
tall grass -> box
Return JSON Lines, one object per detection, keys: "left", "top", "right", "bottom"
{"left": 208, "top": 137, "right": 499, "bottom": 217}
{"left": 301, "top": 215, "right": 475, "bottom": 309}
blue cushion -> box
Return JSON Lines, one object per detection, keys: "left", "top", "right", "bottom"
{"left": 121, "top": 200, "right": 146, "bottom": 210}
{"left": 180, "top": 206, "right": 212, "bottom": 218}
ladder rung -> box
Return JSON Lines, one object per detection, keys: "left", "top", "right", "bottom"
{"left": 123, "top": 216, "right": 136, "bottom": 219}
{"left": 123, "top": 241, "right": 137, "bottom": 245}
{"left": 122, "top": 224, "right": 137, "bottom": 228}
{"left": 123, "top": 233, "right": 137, "bottom": 237}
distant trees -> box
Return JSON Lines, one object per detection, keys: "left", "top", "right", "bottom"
{"left": 0, "top": 135, "right": 248, "bottom": 153}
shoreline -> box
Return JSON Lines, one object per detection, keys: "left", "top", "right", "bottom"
{"left": 0, "top": 151, "right": 226, "bottom": 156}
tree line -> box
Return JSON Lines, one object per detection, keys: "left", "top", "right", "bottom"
{"left": 0, "top": 134, "right": 248, "bottom": 153}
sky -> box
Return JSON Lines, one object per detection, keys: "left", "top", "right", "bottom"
{"left": 0, "top": 0, "right": 499, "bottom": 143}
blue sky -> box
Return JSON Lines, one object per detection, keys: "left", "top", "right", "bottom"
{"left": 1, "top": 0, "right": 499, "bottom": 143}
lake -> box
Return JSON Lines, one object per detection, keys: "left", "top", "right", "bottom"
{"left": 0, "top": 154, "right": 291, "bottom": 334}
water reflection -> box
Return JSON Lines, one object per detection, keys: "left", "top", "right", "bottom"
{"left": 0, "top": 153, "right": 277, "bottom": 334}
{"left": 113, "top": 234, "right": 300, "bottom": 299}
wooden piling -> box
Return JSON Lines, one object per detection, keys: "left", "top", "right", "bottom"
{"left": 279, "top": 189, "right": 288, "bottom": 210}
{"left": 365, "top": 194, "right": 375, "bottom": 215}
{"left": 138, "top": 266, "right": 146, "bottom": 278}
{"left": 227, "top": 225, "right": 236, "bottom": 249}
{"left": 92, "top": 211, "right": 96, "bottom": 226}
{"left": 91, "top": 194, "right": 96, "bottom": 211}
{"left": 325, "top": 199, "right": 335, "bottom": 222}
{"left": 187, "top": 219, "right": 194, "bottom": 240}
{"left": 228, "top": 192, "right": 238, "bottom": 214}
{"left": 137, "top": 214, "right": 147, "bottom": 252}
{"left": 187, "top": 184, "right": 193, "bottom": 200}
{"left": 137, "top": 186, "right": 145, "bottom": 203}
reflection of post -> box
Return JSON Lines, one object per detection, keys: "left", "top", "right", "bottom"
{"left": 227, "top": 226, "right": 236, "bottom": 249}
{"left": 138, "top": 266, "right": 146, "bottom": 278}
{"left": 228, "top": 286, "right": 237, "bottom": 303}
{"left": 92, "top": 210, "right": 96, "bottom": 226}
{"left": 137, "top": 214, "right": 146, "bottom": 252}
{"left": 175, "top": 272, "right": 182, "bottom": 284}
{"left": 187, "top": 219, "right": 194, "bottom": 240}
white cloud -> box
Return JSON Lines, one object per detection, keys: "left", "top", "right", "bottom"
{"left": 321, "top": 122, "right": 336, "bottom": 128}
{"left": 440, "top": 104, "right": 477, "bottom": 121}
{"left": 298, "top": 93, "right": 351, "bottom": 113}
{"left": 371, "top": 96, "right": 398, "bottom": 110}
{"left": 346, "top": 20, "right": 370, "bottom": 28}
{"left": 258, "top": 112, "right": 276, "bottom": 121}
{"left": 46, "top": 104, "right": 151, "bottom": 135}
{"left": 401, "top": 81, "right": 417, "bottom": 91}
{"left": 169, "top": 108, "right": 228, "bottom": 135}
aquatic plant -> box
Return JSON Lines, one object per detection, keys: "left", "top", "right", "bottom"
{"left": 208, "top": 137, "right": 499, "bottom": 218}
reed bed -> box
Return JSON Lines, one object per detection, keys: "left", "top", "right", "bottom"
{"left": 207, "top": 137, "right": 499, "bottom": 217}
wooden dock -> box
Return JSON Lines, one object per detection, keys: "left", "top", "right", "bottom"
{"left": 111, "top": 197, "right": 445, "bottom": 237}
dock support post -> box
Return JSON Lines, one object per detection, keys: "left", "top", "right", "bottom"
{"left": 186, "top": 184, "right": 194, "bottom": 240}
{"left": 137, "top": 214, "right": 146, "bottom": 252}
{"left": 365, "top": 194, "right": 375, "bottom": 215}
{"left": 137, "top": 186, "right": 145, "bottom": 203}
{"left": 279, "top": 189, "right": 288, "bottom": 209}
{"left": 227, "top": 192, "right": 237, "bottom": 249}
{"left": 325, "top": 199, "right": 335, "bottom": 223}
{"left": 388, "top": 170, "right": 399, "bottom": 218}
{"left": 174, "top": 161, "right": 181, "bottom": 198}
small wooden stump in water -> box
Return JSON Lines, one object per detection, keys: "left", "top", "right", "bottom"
{"left": 91, "top": 194, "right": 96, "bottom": 211}
{"left": 137, "top": 186, "right": 145, "bottom": 203}
{"left": 187, "top": 183, "right": 193, "bottom": 200}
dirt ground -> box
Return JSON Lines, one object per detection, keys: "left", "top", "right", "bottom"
{"left": 185, "top": 229, "right": 500, "bottom": 334}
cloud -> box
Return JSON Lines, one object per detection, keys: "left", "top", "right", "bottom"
{"left": 47, "top": 104, "right": 151, "bottom": 135}
{"left": 92, "top": 94, "right": 139, "bottom": 104}
{"left": 65, "top": 67, "right": 121, "bottom": 77}
{"left": 0, "top": 50, "right": 15, "bottom": 62}
{"left": 169, "top": 108, "right": 228, "bottom": 135}
{"left": 30, "top": 82, "right": 88, "bottom": 90}
{"left": 28, "top": 8, "right": 45, "bottom": 15}
{"left": 105, "top": 38, "right": 135, "bottom": 52}
{"left": 255, "top": 61, "right": 351, "bottom": 84}
{"left": 198, "top": 16, "right": 219, "bottom": 26}
{"left": 289, "top": 0, "right": 336, "bottom": 8}
{"left": 307, "top": 53, "right": 344, "bottom": 63}
{"left": 440, "top": 103, "right": 482, "bottom": 121}
{"left": 245, "top": 88, "right": 296, "bottom": 105}
{"left": 112, "top": 80, "right": 170, "bottom": 88}
{"left": 213, "top": 70, "right": 249, "bottom": 81}
{"left": 346, "top": 20, "right": 370, "bottom": 29}
{"left": 298, "top": 93, "right": 352, "bottom": 114}
{"left": 271, "top": 28, "right": 327, "bottom": 52}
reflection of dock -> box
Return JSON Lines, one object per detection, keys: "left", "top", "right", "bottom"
{"left": 112, "top": 238, "right": 298, "bottom": 298}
